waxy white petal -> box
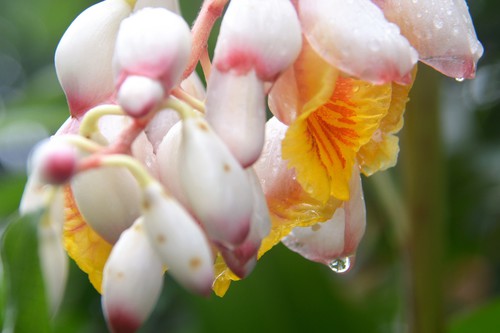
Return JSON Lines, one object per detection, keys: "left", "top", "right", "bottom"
{"left": 55, "top": 0, "right": 132, "bottom": 117}
{"left": 146, "top": 109, "right": 181, "bottom": 153}
{"left": 213, "top": 0, "right": 302, "bottom": 81}
{"left": 142, "top": 182, "right": 214, "bottom": 295}
{"left": 102, "top": 219, "right": 164, "bottom": 333}
{"left": 206, "top": 68, "right": 266, "bottom": 167}
{"left": 179, "top": 117, "right": 253, "bottom": 248}
{"left": 114, "top": 7, "right": 191, "bottom": 92}
{"left": 282, "top": 167, "right": 366, "bottom": 265}
{"left": 299, "top": 0, "right": 418, "bottom": 84}
{"left": 373, "top": 0, "right": 483, "bottom": 79}
{"left": 71, "top": 167, "right": 141, "bottom": 244}
{"left": 156, "top": 121, "right": 189, "bottom": 206}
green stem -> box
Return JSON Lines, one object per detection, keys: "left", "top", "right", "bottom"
{"left": 369, "top": 171, "right": 409, "bottom": 249}
{"left": 401, "top": 65, "right": 446, "bottom": 333}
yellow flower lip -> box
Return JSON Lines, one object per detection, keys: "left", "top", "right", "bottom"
{"left": 282, "top": 75, "right": 392, "bottom": 203}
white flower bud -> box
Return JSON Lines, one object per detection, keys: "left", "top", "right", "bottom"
{"left": 71, "top": 167, "right": 142, "bottom": 244}
{"left": 114, "top": 7, "right": 191, "bottom": 93}
{"left": 133, "top": 0, "right": 180, "bottom": 12}
{"left": 55, "top": 0, "right": 133, "bottom": 117}
{"left": 102, "top": 219, "right": 164, "bottom": 333}
{"left": 205, "top": 68, "right": 266, "bottom": 167}
{"left": 156, "top": 121, "right": 189, "bottom": 206}
{"left": 117, "top": 75, "right": 164, "bottom": 118}
{"left": 179, "top": 117, "right": 253, "bottom": 248}
{"left": 141, "top": 182, "right": 214, "bottom": 295}
{"left": 213, "top": 0, "right": 302, "bottom": 81}
{"left": 219, "top": 168, "right": 270, "bottom": 278}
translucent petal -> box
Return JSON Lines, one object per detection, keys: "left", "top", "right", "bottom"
{"left": 212, "top": 254, "right": 240, "bottom": 297}
{"left": 282, "top": 167, "right": 366, "bottom": 265}
{"left": 269, "top": 39, "right": 339, "bottom": 125}
{"left": 358, "top": 66, "right": 417, "bottom": 175}
{"left": 374, "top": 0, "right": 483, "bottom": 79}
{"left": 299, "top": 0, "right": 418, "bottom": 84}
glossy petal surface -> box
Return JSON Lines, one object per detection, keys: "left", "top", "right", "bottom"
{"left": 374, "top": 0, "right": 483, "bottom": 79}
{"left": 299, "top": 0, "right": 418, "bottom": 84}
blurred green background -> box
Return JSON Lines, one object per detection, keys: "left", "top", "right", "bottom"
{"left": 0, "top": 1, "right": 499, "bottom": 332}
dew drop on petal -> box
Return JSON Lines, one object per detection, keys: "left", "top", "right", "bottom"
{"left": 455, "top": 77, "right": 465, "bottom": 82}
{"left": 433, "top": 16, "right": 444, "bottom": 30}
{"left": 328, "top": 257, "right": 351, "bottom": 274}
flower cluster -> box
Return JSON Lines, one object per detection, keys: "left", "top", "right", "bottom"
{"left": 20, "top": 0, "right": 482, "bottom": 332}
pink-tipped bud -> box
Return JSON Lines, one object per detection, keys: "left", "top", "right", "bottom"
{"left": 219, "top": 168, "right": 271, "bottom": 278}
{"left": 282, "top": 167, "right": 366, "bottom": 269}
{"left": 205, "top": 0, "right": 300, "bottom": 167}
{"left": 206, "top": 68, "right": 266, "bottom": 167}
{"left": 178, "top": 117, "right": 253, "bottom": 248}
{"left": 117, "top": 75, "right": 164, "bottom": 118}
{"left": 102, "top": 219, "right": 164, "bottom": 333}
{"left": 113, "top": 7, "right": 191, "bottom": 93}
{"left": 141, "top": 182, "right": 214, "bottom": 296}
{"left": 55, "top": 0, "right": 133, "bottom": 118}
{"left": 30, "top": 139, "right": 78, "bottom": 185}
{"left": 213, "top": 0, "right": 302, "bottom": 81}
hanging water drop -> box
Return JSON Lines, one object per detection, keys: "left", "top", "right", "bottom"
{"left": 328, "top": 257, "right": 351, "bottom": 274}
{"left": 455, "top": 77, "right": 465, "bottom": 82}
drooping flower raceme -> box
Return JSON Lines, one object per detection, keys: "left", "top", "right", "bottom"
{"left": 19, "top": 0, "right": 482, "bottom": 331}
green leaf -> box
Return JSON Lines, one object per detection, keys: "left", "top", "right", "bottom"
{"left": 448, "top": 298, "right": 500, "bottom": 333}
{"left": 1, "top": 211, "right": 52, "bottom": 333}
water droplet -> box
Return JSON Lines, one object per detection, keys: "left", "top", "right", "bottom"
{"left": 433, "top": 16, "right": 444, "bottom": 30}
{"left": 328, "top": 257, "right": 351, "bottom": 274}
{"left": 455, "top": 77, "right": 465, "bottom": 82}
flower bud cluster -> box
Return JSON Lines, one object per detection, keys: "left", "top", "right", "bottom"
{"left": 20, "top": 0, "right": 483, "bottom": 331}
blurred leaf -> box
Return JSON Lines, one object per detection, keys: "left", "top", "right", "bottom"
{"left": 1, "top": 210, "right": 51, "bottom": 333}
{"left": 448, "top": 299, "right": 500, "bottom": 333}
{"left": 0, "top": 175, "right": 26, "bottom": 220}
